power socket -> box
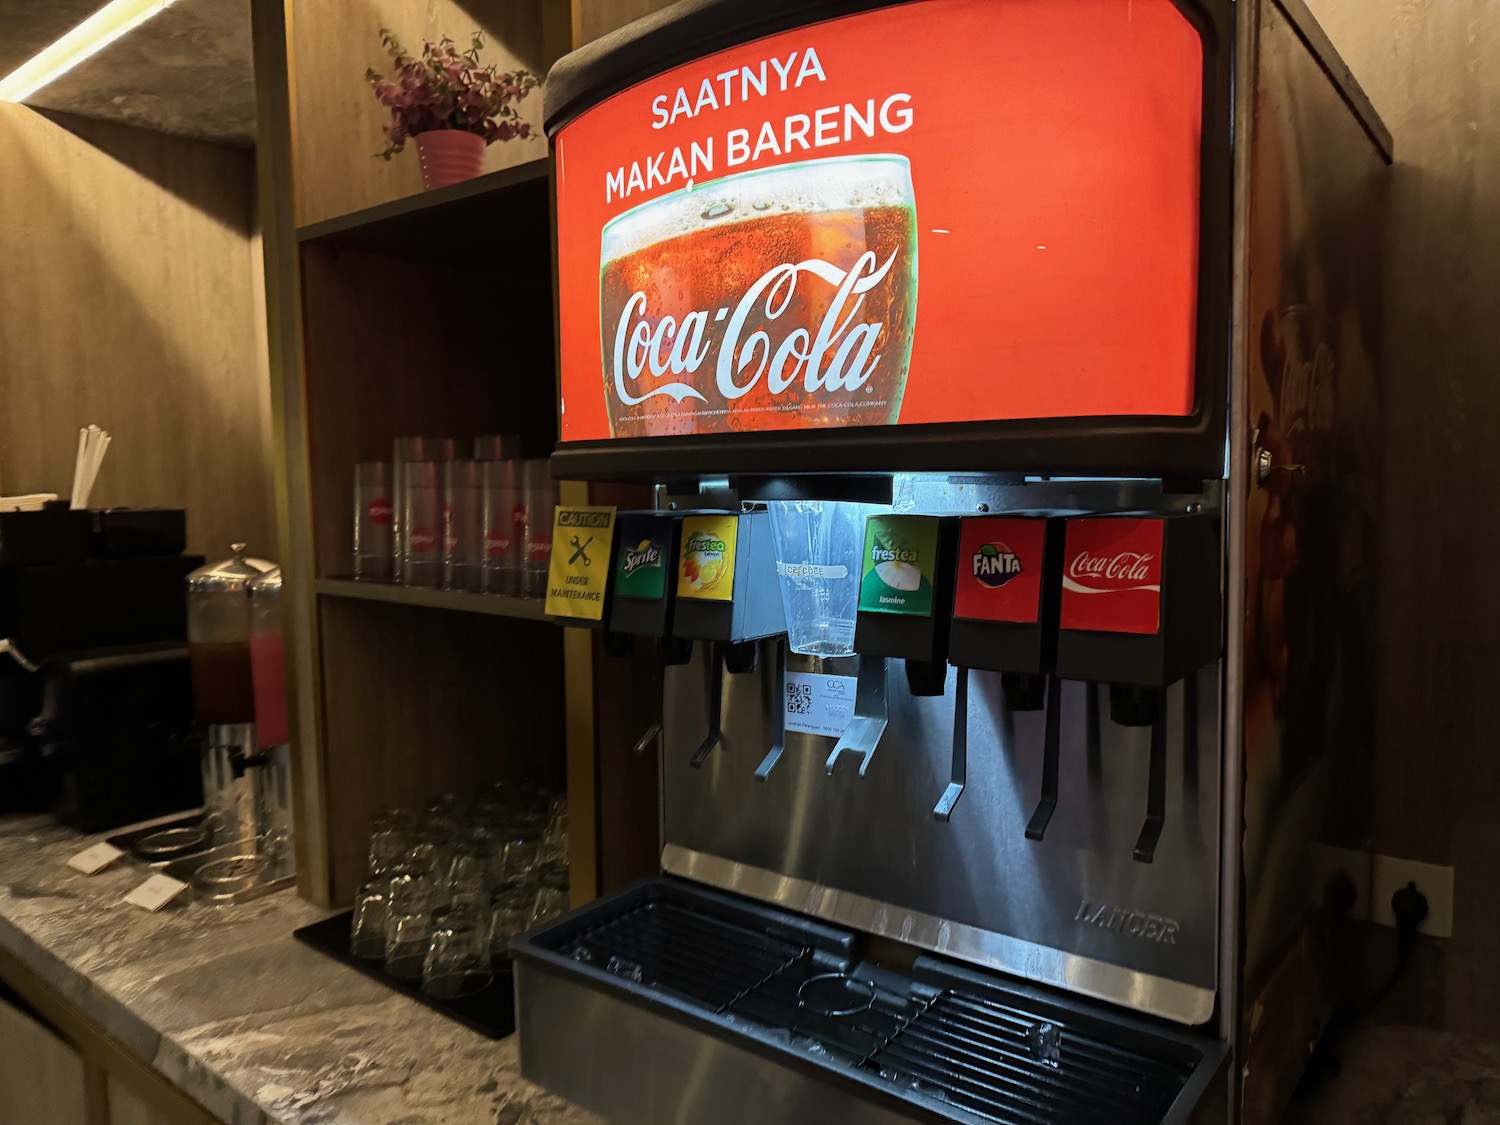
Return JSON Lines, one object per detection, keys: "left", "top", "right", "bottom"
{"left": 1371, "top": 855, "right": 1453, "bottom": 938}
{"left": 1309, "top": 845, "right": 1454, "bottom": 938}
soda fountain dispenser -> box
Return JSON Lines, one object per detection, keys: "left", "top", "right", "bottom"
{"left": 514, "top": 0, "right": 1393, "bottom": 1121}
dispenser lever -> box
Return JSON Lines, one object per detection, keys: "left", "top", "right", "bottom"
{"left": 825, "top": 656, "right": 887, "bottom": 777}
{"left": 1024, "top": 675, "right": 1062, "bottom": 840}
{"left": 689, "top": 643, "right": 724, "bottom": 768}
{"left": 632, "top": 723, "right": 662, "bottom": 755}
{"left": 933, "top": 666, "right": 969, "bottom": 820}
{"left": 753, "top": 639, "right": 788, "bottom": 781}
{"left": 1133, "top": 688, "right": 1168, "bottom": 863}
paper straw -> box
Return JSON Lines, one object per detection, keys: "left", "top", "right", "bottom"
{"left": 69, "top": 427, "right": 88, "bottom": 509}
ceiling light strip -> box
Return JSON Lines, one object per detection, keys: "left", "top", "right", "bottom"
{"left": 0, "top": 0, "right": 178, "bottom": 103}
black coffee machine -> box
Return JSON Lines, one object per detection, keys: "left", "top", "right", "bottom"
{"left": 0, "top": 507, "right": 204, "bottom": 831}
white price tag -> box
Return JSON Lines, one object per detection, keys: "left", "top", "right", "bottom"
{"left": 124, "top": 874, "right": 188, "bottom": 912}
{"left": 783, "top": 671, "right": 857, "bottom": 739}
{"left": 67, "top": 843, "right": 123, "bottom": 875}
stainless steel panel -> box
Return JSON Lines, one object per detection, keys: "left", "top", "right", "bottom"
{"left": 516, "top": 961, "right": 923, "bottom": 1125}
{"left": 662, "top": 650, "right": 1222, "bottom": 1025}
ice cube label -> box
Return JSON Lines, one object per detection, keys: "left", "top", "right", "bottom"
{"left": 858, "top": 515, "right": 937, "bottom": 616}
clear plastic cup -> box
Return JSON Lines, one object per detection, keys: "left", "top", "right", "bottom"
{"left": 352, "top": 462, "right": 394, "bottom": 582}
{"left": 768, "top": 499, "right": 889, "bottom": 657}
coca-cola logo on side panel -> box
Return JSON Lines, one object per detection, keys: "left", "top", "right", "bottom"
{"left": 1059, "top": 519, "right": 1164, "bottom": 636}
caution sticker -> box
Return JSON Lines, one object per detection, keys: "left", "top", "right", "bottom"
{"left": 545, "top": 506, "right": 617, "bottom": 621}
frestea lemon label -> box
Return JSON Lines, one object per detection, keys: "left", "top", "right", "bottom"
{"left": 677, "top": 515, "right": 738, "bottom": 601}
{"left": 859, "top": 515, "right": 937, "bottom": 616}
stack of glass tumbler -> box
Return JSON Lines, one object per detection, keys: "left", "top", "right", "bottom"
{"left": 351, "top": 434, "right": 559, "bottom": 597}
{"left": 348, "top": 783, "right": 569, "bottom": 999}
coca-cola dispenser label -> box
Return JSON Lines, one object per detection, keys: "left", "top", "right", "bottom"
{"left": 1059, "top": 519, "right": 1165, "bottom": 636}
{"left": 554, "top": 0, "right": 1204, "bottom": 441}
{"left": 953, "top": 517, "right": 1046, "bottom": 624}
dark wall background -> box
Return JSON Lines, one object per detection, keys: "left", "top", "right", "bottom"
{"left": 1307, "top": 0, "right": 1500, "bottom": 1036}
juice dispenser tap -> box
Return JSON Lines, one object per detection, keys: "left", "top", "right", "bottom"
{"left": 1054, "top": 514, "right": 1220, "bottom": 862}
{"left": 186, "top": 543, "right": 276, "bottom": 845}
{"left": 669, "top": 510, "right": 785, "bottom": 766}
{"left": 944, "top": 516, "right": 1065, "bottom": 823}
{"left": 830, "top": 514, "right": 960, "bottom": 777}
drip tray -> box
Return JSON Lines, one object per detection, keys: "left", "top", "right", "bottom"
{"left": 512, "top": 879, "right": 1225, "bottom": 1125}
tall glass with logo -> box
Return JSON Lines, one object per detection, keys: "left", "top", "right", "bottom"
{"left": 521, "top": 459, "right": 557, "bottom": 599}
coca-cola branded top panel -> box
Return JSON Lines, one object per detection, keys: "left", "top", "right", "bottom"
{"left": 953, "top": 517, "right": 1048, "bottom": 625}
{"left": 554, "top": 0, "right": 1204, "bottom": 444}
{"left": 1059, "top": 518, "right": 1165, "bottom": 636}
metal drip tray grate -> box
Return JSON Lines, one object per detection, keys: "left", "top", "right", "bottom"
{"left": 867, "top": 992, "right": 1195, "bottom": 1124}
{"left": 522, "top": 880, "right": 1221, "bottom": 1125}
{"left": 561, "top": 899, "right": 811, "bottom": 1012}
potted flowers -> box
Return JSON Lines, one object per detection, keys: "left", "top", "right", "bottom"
{"left": 367, "top": 29, "right": 538, "bottom": 190}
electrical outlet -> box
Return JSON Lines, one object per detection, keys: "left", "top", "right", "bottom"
{"left": 1306, "top": 845, "right": 1454, "bottom": 937}
{"left": 1371, "top": 855, "right": 1454, "bottom": 938}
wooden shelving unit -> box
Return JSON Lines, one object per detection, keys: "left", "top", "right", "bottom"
{"left": 256, "top": 1, "right": 664, "bottom": 913}
{"left": 315, "top": 578, "right": 550, "bottom": 622}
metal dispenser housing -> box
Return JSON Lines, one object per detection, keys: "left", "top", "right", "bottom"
{"left": 516, "top": 0, "right": 1393, "bottom": 1121}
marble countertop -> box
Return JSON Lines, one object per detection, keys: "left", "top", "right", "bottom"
{"left": 0, "top": 813, "right": 600, "bottom": 1125}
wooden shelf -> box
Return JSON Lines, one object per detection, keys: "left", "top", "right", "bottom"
{"left": 315, "top": 577, "right": 551, "bottom": 622}
{"left": 295, "top": 159, "right": 552, "bottom": 267}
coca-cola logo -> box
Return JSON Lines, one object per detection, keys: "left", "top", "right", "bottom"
{"left": 408, "top": 527, "right": 437, "bottom": 554}
{"left": 486, "top": 532, "right": 513, "bottom": 558}
{"left": 611, "top": 248, "right": 897, "bottom": 408}
{"left": 1062, "top": 550, "right": 1159, "bottom": 594}
{"left": 367, "top": 497, "right": 393, "bottom": 525}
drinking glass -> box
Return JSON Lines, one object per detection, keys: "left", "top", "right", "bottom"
{"left": 367, "top": 822, "right": 414, "bottom": 877}
{"left": 490, "top": 887, "right": 534, "bottom": 959}
{"left": 422, "top": 909, "right": 493, "bottom": 998}
{"left": 528, "top": 884, "right": 569, "bottom": 929}
{"left": 481, "top": 459, "right": 523, "bottom": 596}
{"left": 384, "top": 875, "right": 434, "bottom": 980}
{"left": 521, "top": 459, "right": 556, "bottom": 599}
{"left": 768, "top": 499, "right": 889, "bottom": 657}
{"left": 399, "top": 461, "right": 443, "bottom": 587}
{"left": 443, "top": 459, "right": 482, "bottom": 593}
{"left": 502, "top": 836, "right": 541, "bottom": 882}
{"left": 541, "top": 804, "right": 569, "bottom": 868}
{"left": 352, "top": 462, "right": 394, "bottom": 582}
{"left": 348, "top": 879, "right": 390, "bottom": 960}
{"left": 474, "top": 434, "right": 522, "bottom": 462}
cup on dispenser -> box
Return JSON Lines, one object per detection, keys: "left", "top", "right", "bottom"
{"left": 400, "top": 462, "right": 443, "bottom": 587}
{"left": 353, "top": 462, "right": 394, "bottom": 582}
{"left": 481, "top": 459, "right": 522, "bottom": 595}
{"left": 768, "top": 500, "right": 886, "bottom": 658}
{"left": 521, "top": 460, "right": 556, "bottom": 599}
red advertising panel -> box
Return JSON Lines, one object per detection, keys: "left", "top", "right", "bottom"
{"left": 554, "top": 0, "right": 1204, "bottom": 442}
{"left": 1059, "top": 518, "right": 1165, "bottom": 635}
{"left": 953, "top": 517, "right": 1048, "bottom": 625}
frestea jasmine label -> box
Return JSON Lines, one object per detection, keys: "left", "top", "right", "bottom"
{"left": 858, "top": 515, "right": 938, "bottom": 616}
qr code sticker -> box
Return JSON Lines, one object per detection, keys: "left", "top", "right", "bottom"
{"left": 786, "top": 682, "right": 813, "bottom": 715}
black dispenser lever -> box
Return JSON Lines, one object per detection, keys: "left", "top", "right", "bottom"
{"left": 1024, "top": 675, "right": 1063, "bottom": 840}
{"left": 825, "top": 655, "right": 888, "bottom": 777}
{"left": 1133, "top": 688, "right": 1169, "bottom": 863}
{"left": 689, "top": 643, "right": 724, "bottom": 767}
{"left": 753, "top": 640, "right": 788, "bottom": 781}
{"left": 932, "top": 666, "right": 968, "bottom": 820}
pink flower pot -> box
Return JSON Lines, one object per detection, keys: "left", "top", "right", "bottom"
{"left": 415, "top": 130, "right": 485, "bottom": 190}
